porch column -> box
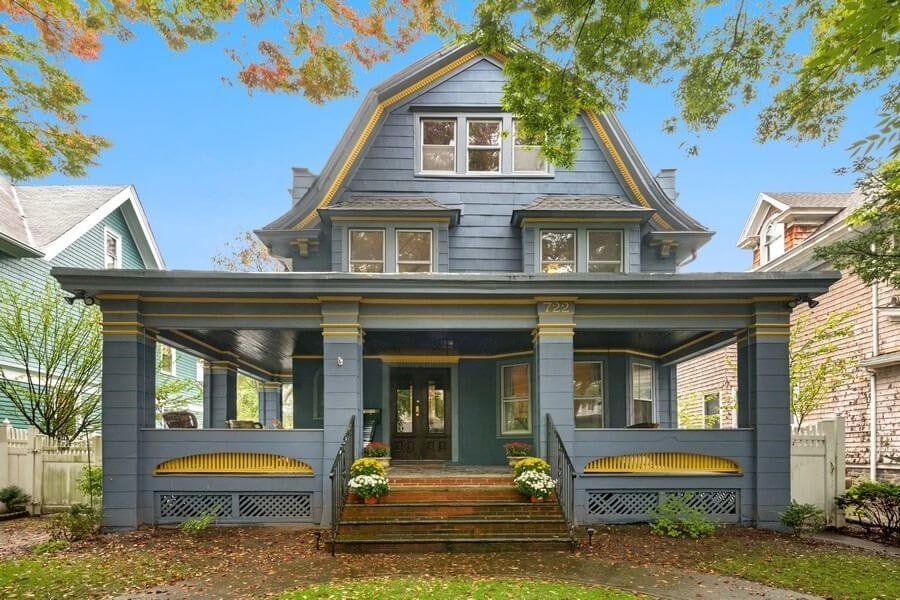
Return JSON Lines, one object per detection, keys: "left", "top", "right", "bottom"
{"left": 203, "top": 361, "right": 237, "bottom": 428}
{"left": 747, "top": 306, "right": 792, "bottom": 528}
{"left": 534, "top": 298, "right": 575, "bottom": 457}
{"left": 258, "top": 382, "right": 284, "bottom": 428}
{"left": 321, "top": 298, "right": 364, "bottom": 526}
{"left": 99, "top": 301, "right": 155, "bottom": 530}
{"left": 736, "top": 333, "right": 752, "bottom": 428}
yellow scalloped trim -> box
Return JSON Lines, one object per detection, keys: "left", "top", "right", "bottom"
{"left": 584, "top": 452, "right": 740, "bottom": 474}
{"left": 154, "top": 453, "right": 314, "bottom": 475}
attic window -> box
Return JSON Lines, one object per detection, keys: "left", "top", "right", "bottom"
{"left": 762, "top": 218, "right": 784, "bottom": 264}
{"left": 421, "top": 119, "right": 456, "bottom": 172}
{"left": 104, "top": 228, "right": 122, "bottom": 269}
{"left": 467, "top": 119, "right": 502, "bottom": 173}
{"left": 513, "top": 120, "right": 547, "bottom": 173}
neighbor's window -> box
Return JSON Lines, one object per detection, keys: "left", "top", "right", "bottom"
{"left": 104, "top": 229, "right": 121, "bottom": 269}
{"left": 540, "top": 230, "right": 576, "bottom": 273}
{"left": 421, "top": 118, "right": 456, "bottom": 172}
{"left": 513, "top": 120, "right": 547, "bottom": 173}
{"left": 396, "top": 230, "right": 432, "bottom": 273}
{"left": 631, "top": 363, "right": 654, "bottom": 425}
{"left": 159, "top": 344, "right": 177, "bottom": 377}
{"left": 501, "top": 363, "right": 531, "bottom": 434}
{"left": 704, "top": 393, "right": 721, "bottom": 429}
{"left": 348, "top": 229, "right": 384, "bottom": 273}
{"left": 762, "top": 218, "right": 784, "bottom": 263}
{"left": 574, "top": 362, "right": 604, "bottom": 428}
{"left": 467, "top": 119, "right": 502, "bottom": 172}
{"left": 588, "top": 230, "right": 624, "bottom": 272}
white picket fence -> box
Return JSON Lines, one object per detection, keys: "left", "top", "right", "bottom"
{"left": 0, "top": 424, "right": 101, "bottom": 514}
{"left": 791, "top": 416, "right": 846, "bottom": 527}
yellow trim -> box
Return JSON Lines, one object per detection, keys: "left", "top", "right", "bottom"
{"left": 318, "top": 296, "right": 363, "bottom": 302}
{"left": 320, "top": 322, "right": 362, "bottom": 328}
{"left": 329, "top": 216, "right": 451, "bottom": 223}
{"left": 659, "top": 331, "right": 727, "bottom": 359}
{"left": 534, "top": 331, "right": 575, "bottom": 337}
{"left": 750, "top": 331, "right": 790, "bottom": 337}
{"left": 362, "top": 313, "right": 533, "bottom": 320}
{"left": 102, "top": 329, "right": 144, "bottom": 336}
{"left": 748, "top": 322, "right": 790, "bottom": 329}
{"left": 578, "top": 313, "right": 750, "bottom": 319}
{"left": 519, "top": 217, "right": 643, "bottom": 225}
{"left": 292, "top": 354, "right": 324, "bottom": 359}
{"left": 536, "top": 322, "right": 577, "bottom": 328}
{"left": 154, "top": 453, "right": 314, "bottom": 475}
{"left": 575, "top": 348, "right": 660, "bottom": 359}
{"left": 142, "top": 313, "right": 318, "bottom": 319}
{"left": 101, "top": 321, "right": 143, "bottom": 327}
{"left": 369, "top": 354, "right": 461, "bottom": 364}
{"left": 463, "top": 350, "right": 534, "bottom": 360}
{"left": 536, "top": 296, "right": 579, "bottom": 302}
{"left": 361, "top": 298, "right": 536, "bottom": 305}
{"left": 322, "top": 331, "right": 363, "bottom": 337}
{"left": 167, "top": 330, "right": 277, "bottom": 377}
{"left": 584, "top": 452, "right": 741, "bottom": 475}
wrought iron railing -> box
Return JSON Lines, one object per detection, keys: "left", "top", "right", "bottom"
{"left": 328, "top": 414, "right": 355, "bottom": 555}
{"left": 546, "top": 413, "right": 577, "bottom": 543}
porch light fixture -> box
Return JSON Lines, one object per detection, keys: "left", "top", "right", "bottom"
{"left": 337, "top": 356, "right": 344, "bottom": 366}
{"left": 64, "top": 289, "right": 96, "bottom": 306}
{"left": 787, "top": 295, "right": 818, "bottom": 309}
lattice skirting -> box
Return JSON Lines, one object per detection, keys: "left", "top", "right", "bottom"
{"left": 157, "top": 492, "right": 313, "bottom": 523}
{"left": 585, "top": 489, "right": 740, "bottom": 523}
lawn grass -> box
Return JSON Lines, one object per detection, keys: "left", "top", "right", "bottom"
{"left": 279, "top": 576, "right": 637, "bottom": 599}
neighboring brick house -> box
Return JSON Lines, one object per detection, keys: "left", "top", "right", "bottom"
{"left": 678, "top": 191, "right": 900, "bottom": 482}
{"left": 0, "top": 178, "right": 201, "bottom": 429}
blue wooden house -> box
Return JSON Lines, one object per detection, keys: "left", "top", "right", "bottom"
{"left": 52, "top": 43, "right": 838, "bottom": 549}
{"left": 0, "top": 179, "right": 200, "bottom": 428}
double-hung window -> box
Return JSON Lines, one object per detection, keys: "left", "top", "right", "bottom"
{"left": 704, "top": 393, "right": 722, "bottom": 429}
{"left": 501, "top": 363, "right": 531, "bottom": 434}
{"left": 467, "top": 119, "right": 502, "bottom": 173}
{"left": 421, "top": 118, "right": 456, "bottom": 172}
{"left": 396, "top": 230, "right": 432, "bottom": 272}
{"left": 540, "top": 230, "right": 576, "bottom": 273}
{"left": 348, "top": 229, "right": 385, "bottom": 273}
{"left": 104, "top": 229, "right": 122, "bottom": 269}
{"left": 588, "top": 230, "right": 623, "bottom": 272}
{"left": 513, "top": 120, "right": 547, "bottom": 173}
{"left": 159, "top": 344, "right": 177, "bottom": 377}
{"left": 574, "top": 362, "right": 604, "bottom": 428}
{"left": 631, "top": 363, "right": 654, "bottom": 425}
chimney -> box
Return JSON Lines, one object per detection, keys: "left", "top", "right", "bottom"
{"left": 291, "top": 167, "right": 318, "bottom": 205}
{"left": 655, "top": 168, "right": 677, "bottom": 201}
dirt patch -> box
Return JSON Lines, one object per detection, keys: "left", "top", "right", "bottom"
{"left": 0, "top": 516, "right": 51, "bottom": 558}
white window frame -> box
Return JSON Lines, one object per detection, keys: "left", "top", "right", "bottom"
{"left": 629, "top": 362, "right": 655, "bottom": 426}
{"left": 395, "top": 229, "right": 433, "bottom": 273}
{"left": 420, "top": 117, "right": 457, "bottom": 173}
{"left": 587, "top": 229, "right": 624, "bottom": 273}
{"left": 195, "top": 359, "right": 205, "bottom": 382}
{"left": 512, "top": 119, "right": 548, "bottom": 174}
{"left": 466, "top": 118, "right": 503, "bottom": 174}
{"left": 159, "top": 344, "right": 177, "bottom": 377}
{"left": 540, "top": 229, "right": 577, "bottom": 273}
{"left": 703, "top": 392, "right": 722, "bottom": 429}
{"left": 500, "top": 363, "right": 531, "bottom": 435}
{"left": 762, "top": 217, "right": 784, "bottom": 264}
{"left": 348, "top": 228, "right": 385, "bottom": 273}
{"left": 574, "top": 361, "right": 604, "bottom": 429}
{"left": 103, "top": 227, "right": 122, "bottom": 269}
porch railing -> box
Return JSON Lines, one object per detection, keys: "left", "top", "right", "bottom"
{"left": 546, "top": 413, "right": 577, "bottom": 543}
{"left": 328, "top": 415, "right": 355, "bottom": 555}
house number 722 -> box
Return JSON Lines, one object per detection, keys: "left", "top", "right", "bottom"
{"left": 545, "top": 302, "right": 571, "bottom": 313}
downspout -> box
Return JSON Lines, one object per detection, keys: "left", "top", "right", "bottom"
{"left": 869, "top": 282, "right": 879, "bottom": 480}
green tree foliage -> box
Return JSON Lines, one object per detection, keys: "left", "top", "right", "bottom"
{"left": 237, "top": 374, "right": 260, "bottom": 422}
{"left": 154, "top": 351, "right": 202, "bottom": 421}
{"left": 790, "top": 310, "right": 856, "bottom": 430}
{"left": 1, "top": 1, "right": 456, "bottom": 180}
{"left": 0, "top": 279, "right": 101, "bottom": 439}
{"left": 473, "top": 0, "right": 899, "bottom": 168}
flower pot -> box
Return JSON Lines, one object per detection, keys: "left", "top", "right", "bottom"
{"left": 347, "top": 492, "right": 358, "bottom": 504}
{"left": 530, "top": 495, "right": 544, "bottom": 503}
{"left": 507, "top": 456, "right": 527, "bottom": 468}
{"left": 373, "top": 457, "right": 391, "bottom": 469}
{"left": 364, "top": 496, "right": 379, "bottom": 505}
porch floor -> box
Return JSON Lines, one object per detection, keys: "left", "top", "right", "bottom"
{"left": 386, "top": 461, "right": 510, "bottom": 478}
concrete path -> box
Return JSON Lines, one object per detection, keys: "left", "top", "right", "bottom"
{"left": 809, "top": 531, "right": 900, "bottom": 557}
{"left": 117, "top": 551, "right": 821, "bottom": 599}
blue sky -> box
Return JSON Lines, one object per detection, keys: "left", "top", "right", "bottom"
{"left": 34, "top": 8, "right": 878, "bottom": 272}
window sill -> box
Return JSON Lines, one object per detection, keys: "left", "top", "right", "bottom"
{"left": 414, "top": 172, "right": 554, "bottom": 179}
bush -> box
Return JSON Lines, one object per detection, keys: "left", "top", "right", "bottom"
{"left": 350, "top": 457, "right": 386, "bottom": 477}
{"left": 362, "top": 442, "right": 389, "bottom": 458}
{"left": 780, "top": 501, "right": 826, "bottom": 533}
{"left": 649, "top": 494, "right": 717, "bottom": 539}
{"left": 180, "top": 507, "right": 220, "bottom": 534}
{"left": 513, "top": 457, "right": 550, "bottom": 478}
{"left": 514, "top": 470, "right": 556, "bottom": 499}
{"left": 76, "top": 465, "right": 102, "bottom": 503}
{"left": 503, "top": 442, "right": 531, "bottom": 457}
{"left": 0, "top": 485, "right": 31, "bottom": 512}
{"left": 348, "top": 474, "right": 389, "bottom": 499}
{"left": 836, "top": 480, "right": 900, "bottom": 542}
{"left": 32, "top": 539, "right": 69, "bottom": 555}
{"left": 48, "top": 503, "right": 101, "bottom": 542}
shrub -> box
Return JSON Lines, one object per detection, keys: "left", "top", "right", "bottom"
{"left": 32, "top": 539, "right": 69, "bottom": 555}
{"left": 348, "top": 474, "right": 389, "bottom": 499}
{"left": 350, "top": 457, "right": 386, "bottom": 477}
{"left": 649, "top": 494, "right": 717, "bottom": 539}
{"left": 513, "top": 457, "right": 550, "bottom": 478}
{"left": 514, "top": 470, "right": 556, "bottom": 499}
{"left": 836, "top": 480, "right": 900, "bottom": 542}
{"left": 780, "top": 501, "right": 826, "bottom": 533}
{"left": 503, "top": 442, "right": 531, "bottom": 457}
{"left": 76, "top": 465, "right": 102, "bottom": 503}
{"left": 180, "top": 507, "right": 220, "bottom": 535}
{"left": 48, "top": 503, "right": 100, "bottom": 542}
{"left": 362, "top": 442, "right": 389, "bottom": 458}
{"left": 0, "top": 485, "right": 31, "bottom": 512}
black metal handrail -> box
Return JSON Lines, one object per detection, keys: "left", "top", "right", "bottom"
{"left": 328, "top": 414, "right": 355, "bottom": 555}
{"left": 546, "top": 413, "right": 577, "bottom": 543}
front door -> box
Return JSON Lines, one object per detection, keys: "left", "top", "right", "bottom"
{"left": 390, "top": 368, "right": 451, "bottom": 460}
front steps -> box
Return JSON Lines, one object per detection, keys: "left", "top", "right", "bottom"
{"left": 333, "top": 472, "right": 574, "bottom": 553}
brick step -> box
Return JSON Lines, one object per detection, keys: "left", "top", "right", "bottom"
{"left": 342, "top": 501, "right": 562, "bottom": 520}
{"left": 377, "top": 487, "right": 526, "bottom": 503}
{"left": 388, "top": 476, "right": 513, "bottom": 487}
{"left": 333, "top": 534, "right": 574, "bottom": 554}
{"left": 339, "top": 518, "right": 569, "bottom": 537}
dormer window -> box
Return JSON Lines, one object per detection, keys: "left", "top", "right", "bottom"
{"left": 762, "top": 218, "right": 784, "bottom": 264}
{"left": 587, "top": 230, "right": 623, "bottom": 273}
{"left": 467, "top": 119, "right": 502, "bottom": 173}
{"left": 540, "top": 230, "right": 576, "bottom": 273}
{"left": 396, "top": 230, "right": 432, "bottom": 272}
{"left": 421, "top": 119, "right": 456, "bottom": 172}
{"left": 349, "top": 229, "right": 385, "bottom": 273}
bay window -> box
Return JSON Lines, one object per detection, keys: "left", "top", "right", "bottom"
{"left": 349, "top": 229, "right": 385, "bottom": 273}
{"left": 501, "top": 363, "right": 531, "bottom": 434}
{"left": 540, "top": 230, "right": 576, "bottom": 273}
{"left": 574, "top": 362, "right": 604, "bottom": 428}
{"left": 631, "top": 363, "right": 654, "bottom": 425}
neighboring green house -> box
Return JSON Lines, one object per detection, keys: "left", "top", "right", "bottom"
{"left": 0, "top": 178, "right": 200, "bottom": 428}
